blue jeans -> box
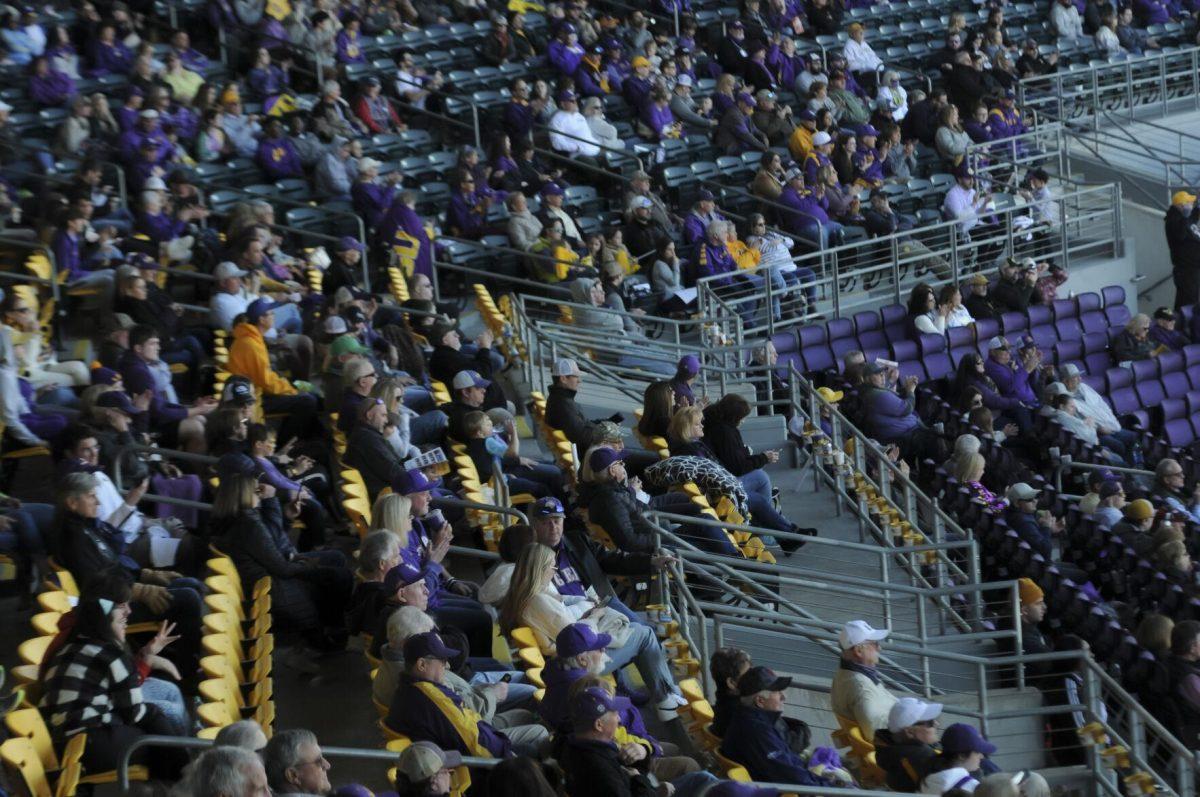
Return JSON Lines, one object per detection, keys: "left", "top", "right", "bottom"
{"left": 602, "top": 623, "right": 678, "bottom": 702}
{"left": 609, "top": 595, "right": 654, "bottom": 628}
{"left": 508, "top": 461, "right": 566, "bottom": 500}
{"left": 36, "top": 386, "right": 79, "bottom": 409}
{"left": 673, "top": 772, "right": 720, "bottom": 797}
{"left": 402, "top": 386, "right": 437, "bottom": 413}
{"left": 410, "top": 409, "right": 448, "bottom": 446}
{"left": 272, "top": 302, "right": 303, "bottom": 334}
{"left": 141, "top": 677, "right": 189, "bottom": 735}
{"left": 461, "top": 343, "right": 505, "bottom": 373}
{"left": 740, "top": 469, "right": 792, "bottom": 535}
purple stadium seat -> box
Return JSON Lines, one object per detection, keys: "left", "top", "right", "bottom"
{"left": 1131, "top": 359, "right": 1160, "bottom": 382}
{"left": 1077, "top": 292, "right": 1101, "bottom": 315}
{"left": 1080, "top": 309, "right": 1109, "bottom": 336}
{"left": 1029, "top": 322, "right": 1057, "bottom": 350}
{"left": 1184, "top": 344, "right": 1200, "bottom": 367}
{"left": 797, "top": 325, "right": 834, "bottom": 373}
{"left": 772, "top": 330, "right": 802, "bottom": 374}
{"left": 892, "top": 339, "right": 919, "bottom": 362}
{"left": 1188, "top": 365, "right": 1200, "bottom": 390}
{"left": 1054, "top": 317, "right": 1084, "bottom": 341}
{"left": 1160, "top": 350, "right": 1184, "bottom": 375}
{"left": 827, "top": 318, "right": 858, "bottom": 365}
{"left": 1052, "top": 298, "right": 1078, "bottom": 320}
{"left": 1105, "top": 302, "right": 1132, "bottom": 330}
{"left": 1135, "top": 380, "right": 1165, "bottom": 412}
{"left": 1106, "top": 366, "right": 1133, "bottom": 391}
{"left": 1163, "top": 397, "right": 1187, "bottom": 423}
{"left": 1029, "top": 305, "right": 1053, "bottom": 328}
{"left": 1081, "top": 374, "right": 1106, "bottom": 393}
{"left": 880, "top": 304, "right": 909, "bottom": 344}
{"left": 1083, "top": 332, "right": 1111, "bottom": 374}
{"left": 948, "top": 326, "right": 976, "bottom": 365}
{"left": 897, "top": 359, "right": 927, "bottom": 383}
{"left": 1101, "top": 285, "right": 1126, "bottom": 307}
{"left": 1164, "top": 418, "right": 1195, "bottom": 447}
{"left": 974, "top": 318, "right": 1000, "bottom": 353}
{"left": 1186, "top": 390, "right": 1200, "bottom": 415}
{"left": 1163, "top": 371, "right": 1190, "bottom": 399}
{"left": 1000, "top": 311, "right": 1029, "bottom": 336}
{"left": 919, "top": 334, "right": 953, "bottom": 381}
{"left": 1054, "top": 339, "right": 1083, "bottom": 367}
{"left": 853, "top": 311, "right": 888, "bottom": 363}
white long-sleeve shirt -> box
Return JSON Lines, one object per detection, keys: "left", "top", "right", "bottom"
{"left": 1069, "top": 383, "right": 1121, "bottom": 433}
{"left": 943, "top": 184, "right": 985, "bottom": 234}
{"left": 548, "top": 110, "right": 601, "bottom": 157}
{"left": 1054, "top": 408, "right": 1099, "bottom": 445}
{"left": 523, "top": 588, "right": 594, "bottom": 653}
{"left": 1051, "top": 4, "right": 1085, "bottom": 40}
{"left": 875, "top": 85, "right": 908, "bottom": 120}
{"left": 843, "top": 38, "right": 883, "bottom": 73}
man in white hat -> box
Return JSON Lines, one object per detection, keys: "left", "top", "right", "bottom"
{"left": 208, "top": 261, "right": 253, "bottom": 331}
{"left": 874, "top": 697, "right": 943, "bottom": 791}
{"left": 545, "top": 357, "right": 601, "bottom": 450}
{"left": 830, "top": 620, "right": 897, "bottom": 736}
{"left": 1059, "top": 363, "right": 1139, "bottom": 461}
{"left": 669, "top": 74, "right": 716, "bottom": 133}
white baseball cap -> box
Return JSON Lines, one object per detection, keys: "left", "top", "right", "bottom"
{"left": 887, "top": 697, "right": 943, "bottom": 734}
{"left": 213, "top": 262, "right": 249, "bottom": 280}
{"left": 144, "top": 176, "right": 167, "bottom": 192}
{"left": 839, "top": 620, "right": 889, "bottom": 650}
{"left": 1060, "top": 363, "right": 1081, "bottom": 379}
{"left": 359, "top": 157, "right": 382, "bottom": 173}
{"left": 552, "top": 358, "right": 581, "bottom": 377}
{"left": 0, "top": 101, "right": 12, "bottom": 113}
{"left": 324, "top": 315, "right": 349, "bottom": 335}
{"left": 1005, "top": 482, "right": 1040, "bottom": 502}
{"left": 813, "top": 131, "right": 833, "bottom": 146}
{"left": 987, "top": 336, "right": 1008, "bottom": 350}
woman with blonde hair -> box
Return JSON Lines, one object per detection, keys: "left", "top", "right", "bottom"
{"left": 499, "top": 543, "right": 687, "bottom": 720}
{"left": 371, "top": 492, "right": 413, "bottom": 547}
{"left": 955, "top": 452, "right": 1007, "bottom": 513}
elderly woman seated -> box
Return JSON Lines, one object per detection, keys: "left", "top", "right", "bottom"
{"left": 567, "top": 278, "right": 670, "bottom": 374}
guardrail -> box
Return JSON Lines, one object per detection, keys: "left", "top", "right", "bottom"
{"left": 694, "top": 180, "right": 1122, "bottom": 336}
{"left": 1018, "top": 45, "right": 1200, "bottom": 126}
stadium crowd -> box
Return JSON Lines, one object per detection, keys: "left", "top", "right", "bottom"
{"left": 0, "top": 0, "right": 1199, "bottom": 794}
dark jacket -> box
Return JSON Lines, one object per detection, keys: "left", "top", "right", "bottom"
{"left": 1004, "top": 507, "right": 1053, "bottom": 560}
{"left": 345, "top": 424, "right": 407, "bottom": 499}
{"left": 346, "top": 579, "right": 390, "bottom": 637}
{"left": 1112, "top": 330, "right": 1154, "bottom": 363}
{"left": 873, "top": 729, "right": 938, "bottom": 792}
{"left": 442, "top": 399, "right": 481, "bottom": 444}
{"left": 559, "top": 736, "right": 657, "bottom": 797}
{"left": 701, "top": 413, "right": 768, "bottom": 477}
{"left": 545, "top": 384, "right": 594, "bottom": 449}
{"left": 56, "top": 511, "right": 141, "bottom": 584}
{"left": 1166, "top": 655, "right": 1200, "bottom": 748}
{"left": 429, "top": 343, "right": 506, "bottom": 410}
{"left": 560, "top": 526, "right": 652, "bottom": 600}
{"left": 587, "top": 482, "right": 657, "bottom": 553}
{"left": 1166, "top": 203, "right": 1200, "bottom": 272}
{"left": 217, "top": 502, "right": 304, "bottom": 590}
{"left": 388, "top": 673, "right": 513, "bottom": 758}
{"left": 963, "top": 292, "right": 999, "bottom": 320}
{"left": 991, "top": 275, "right": 1039, "bottom": 313}
{"left": 711, "top": 690, "right": 739, "bottom": 737}
{"left": 720, "top": 704, "right": 832, "bottom": 787}
{"left": 623, "top": 217, "right": 671, "bottom": 265}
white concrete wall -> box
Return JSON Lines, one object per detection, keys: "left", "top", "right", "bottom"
{"left": 1120, "top": 200, "right": 1173, "bottom": 313}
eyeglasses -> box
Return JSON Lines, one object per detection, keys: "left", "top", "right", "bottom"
{"left": 362, "top": 372, "right": 378, "bottom": 379}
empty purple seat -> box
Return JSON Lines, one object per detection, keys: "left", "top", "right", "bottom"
{"left": 1000, "top": 311, "right": 1029, "bottom": 335}
{"left": 1055, "top": 317, "right": 1084, "bottom": 341}
{"left": 1082, "top": 374, "right": 1106, "bottom": 393}
{"left": 1052, "top": 298, "right": 1078, "bottom": 320}
{"left": 1106, "top": 366, "right": 1133, "bottom": 392}
{"left": 1080, "top": 310, "right": 1109, "bottom": 336}
{"left": 1102, "top": 285, "right": 1126, "bottom": 307}
{"left": 897, "top": 359, "right": 927, "bottom": 383}
{"left": 975, "top": 317, "right": 1000, "bottom": 342}
{"left": 948, "top": 326, "right": 976, "bottom": 366}
{"left": 797, "top": 325, "right": 834, "bottom": 373}
{"left": 772, "top": 329, "right": 801, "bottom": 373}
{"left": 1135, "top": 380, "right": 1166, "bottom": 412}
{"left": 1029, "top": 305, "right": 1053, "bottom": 328}
{"left": 920, "top": 334, "right": 953, "bottom": 380}
{"left": 880, "top": 304, "right": 909, "bottom": 344}
{"left": 1110, "top": 387, "right": 1140, "bottom": 419}
{"left": 1184, "top": 344, "right": 1200, "bottom": 367}
{"left": 1029, "top": 322, "right": 1057, "bottom": 350}
{"left": 1186, "top": 390, "right": 1200, "bottom": 415}
{"left": 1131, "top": 359, "right": 1160, "bottom": 382}
{"left": 892, "top": 339, "right": 919, "bottom": 361}
{"left": 1188, "top": 364, "right": 1200, "bottom": 390}
{"left": 1077, "top": 292, "right": 1101, "bottom": 314}
{"left": 1054, "top": 339, "right": 1083, "bottom": 366}
{"left": 1160, "top": 350, "right": 1184, "bottom": 375}
{"left": 918, "top": 332, "right": 946, "bottom": 356}
{"left": 1164, "top": 418, "right": 1195, "bottom": 447}
{"left": 854, "top": 311, "right": 889, "bottom": 363}
{"left": 1163, "top": 370, "right": 1190, "bottom": 399}
{"left": 827, "top": 317, "right": 858, "bottom": 365}
{"left": 1163, "top": 397, "right": 1188, "bottom": 423}
{"left": 1106, "top": 302, "right": 1132, "bottom": 330}
{"left": 1083, "top": 332, "right": 1111, "bottom": 374}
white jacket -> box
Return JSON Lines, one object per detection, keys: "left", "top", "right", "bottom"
{"left": 843, "top": 38, "right": 883, "bottom": 73}
{"left": 1070, "top": 383, "right": 1120, "bottom": 433}
{"left": 830, "top": 664, "right": 897, "bottom": 736}
{"left": 523, "top": 588, "right": 593, "bottom": 653}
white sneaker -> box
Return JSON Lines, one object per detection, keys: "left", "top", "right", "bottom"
{"left": 655, "top": 698, "right": 683, "bottom": 722}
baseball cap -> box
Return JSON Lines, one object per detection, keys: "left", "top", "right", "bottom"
{"left": 552, "top": 358, "right": 582, "bottom": 377}
{"left": 215, "top": 452, "right": 262, "bottom": 480}
{"left": 1099, "top": 480, "right": 1124, "bottom": 499}
{"left": 427, "top": 319, "right": 458, "bottom": 344}
{"left": 858, "top": 124, "right": 879, "bottom": 137}
{"left": 533, "top": 497, "right": 566, "bottom": 518}
{"left": 631, "top": 55, "right": 651, "bottom": 69}
{"left": 144, "top": 176, "right": 167, "bottom": 192}
{"left": 338, "top": 235, "right": 366, "bottom": 252}
{"left": 1172, "top": 190, "right": 1197, "bottom": 205}
{"left": 1043, "top": 381, "right": 1069, "bottom": 399}
{"left": 570, "top": 686, "right": 620, "bottom": 729}
{"left": 541, "top": 182, "right": 565, "bottom": 197}
{"left": 1154, "top": 307, "right": 1175, "bottom": 321}
{"left": 698, "top": 189, "right": 715, "bottom": 201}
{"left": 224, "top": 379, "right": 256, "bottom": 407}
{"left": 968, "top": 273, "right": 989, "bottom": 286}
{"left": 91, "top": 366, "right": 121, "bottom": 386}
{"left": 839, "top": 620, "right": 889, "bottom": 650}
{"left": 213, "top": 262, "right": 248, "bottom": 280}
{"left": 1060, "top": 363, "right": 1082, "bottom": 379}
{"left": 940, "top": 723, "right": 997, "bottom": 756}
{"left": 95, "top": 391, "right": 143, "bottom": 415}
{"left": 245, "top": 298, "right": 276, "bottom": 322}
{"left": 556, "top": 88, "right": 577, "bottom": 103}
{"left": 1005, "top": 482, "right": 1039, "bottom": 502}
{"left": 887, "top": 697, "right": 943, "bottom": 733}
{"left": 633, "top": 195, "right": 654, "bottom": 210}
{"left": 1018, "top": 577, "right": 1044, "bottom": 606}
{"left": 1088, "top": 469, "right": 1117, "bottom": 487}
{"left": 676, "top": 74, "right": 693, "bottom": 88}
{"left": 123, "top": 368, "right": 154, "bottom": 395}
{"left": 329, "top": 334, "right": 369, "bottom": 358}
{"left": 588, "top": 447, "right": 628, "bottom": 473}
{"left": 324, "top": 315, "right": 349, "bottom": 335}
{"left": 386, "top": 561, "right": 430, "bottom": 594}
{"left": 730, "top": 19, "right": 745, "bottom": 28}
{"left": 594, "top": 420, "right": 626, "bottom": 443}
{"left": 798, "top": 109, "right": 816, "bottom": 122}
{"left": 452, "top": 370, "right": 491, "bottom": 390}
{"left": 784, "top": 166, "right": 803, "bottom": 182}
{"left": 396, "top": 742, "right": 463, "bottom": 784}
{"left": 556, "top": 623, "right": 612, "bottom": 657}
{"left": 677, "top": 354, "right": 701, "bottom": 375}
{"left": 954, "top": 162, "right": 975, "bottom": 179}
{"left": 0, "top": 100, "right": 11, "bottom": 113}
{"left": 816, "top": 386, "right": 843, "bottom": 403}
{"left": 755, "top": 89, "right": 776, "bottom": 102}
{"left": 1124, "top": 498, "right": 1154, "bottom": 521}
{"left": 987, "top": 336, "right": 1009, "bottom": 350}
{"left": 736, "top": 92, "right": 757, "bottom": 107}
{"left": 392, "top": 468, "right": 442, "bottom": 495}
{"left": 139, "top": 109, "right": 159, "bottom": 119}
{"left": 402, "top": 630, "right": 459, "bottom": 664}
{"left": 862, "top": 361, "right": 886, "bottom": 376}
{"left": 736, "top": 666, "right": 792, "bottom": 696}
{"left": 129, "top": 252, "right": 160, "bottom": 271}
{"left": 812, "top": 131, "right": 832, "bottom": 146}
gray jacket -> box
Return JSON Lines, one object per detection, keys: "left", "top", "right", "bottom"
{"left": 0, "top": 326, "right": 43, "bottom": 445}
{"left": 669, "top": 93, "right": 712, "bottom": 130}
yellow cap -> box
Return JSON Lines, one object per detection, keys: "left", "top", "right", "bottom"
{"left": 816, "top": 387, "right": 844, "bottom": 403}
{"left": 1124, "top": 498, "right": 1154, "bottom": 522}
{"left": 1172, "top": 190, "right": 1197, "bottom": 205}
{"left": 631, "top": 56, "right": 651, "bottom": 69}
{"left": 847, "top": 22, "right": 864, "bottom": 32}
{"left": 968, "top": 273, "right": 988, "bottom": 286}
{"left": 1018, "top": 578, "right": 1044, "bottom": 606}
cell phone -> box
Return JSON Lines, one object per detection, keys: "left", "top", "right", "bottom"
{"left": 500, "top": 673, "right": 512, "bottom": 683}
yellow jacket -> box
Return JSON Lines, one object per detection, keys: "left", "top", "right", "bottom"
{"left": 727, "top": 238, "right": 761, "bottom": 271}
{"left": 228, "top": 322, "right": 296, "bottom": 396}
{"left": 788, "top": 126, "right": 814, "bottom": 163}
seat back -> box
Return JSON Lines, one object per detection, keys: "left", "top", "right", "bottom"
{"left": 0, "top": 738, "right": 52, "bottom": 797}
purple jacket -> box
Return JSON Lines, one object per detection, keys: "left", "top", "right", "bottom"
{"left": 853, "top": 146, "right": 884, "bottom": 183}
{"left": 447, "top": 191, "right": 487, "bottom": 239}
{"left": 172, "top": 46, "right": 209, "bottom": 72}
{"left": 335, "top": 30, "right": 367, "bottom": 64}
{"left": 87, "top": 40, "right": 133, "bottom": 77}
{"left": 254, "top": 455, "right": 302, "bottom": 496}
{"left": 378, "top": 201, "right": 433, "bottom": 278}
{"left": 984, "top": 358, "right": 1038, "bottom": 405}
{"left": 640, "top": 102, "right": 675, "bottom": 140}
{"left": 1150, "top": 324, "right": 1189, "bottom": 350}
{"left": 622, "top": 75, "right": 652, "bottom": 110}
{"left": 683, "top": 210, "right": 725, "bottom": 246}
{"left": 117, "top": 350, "right": 188, "bottom": 427}
{"left": 388, "top": 674, "right": 512, "bottom": 758}
{"left": 52, "top": 229, "right": 87, "bottom": 281}
{"left": 540, "top": 660, "right": 661, "bottom": 752}
{"left": 548, "top": 40, "right": 585, "bottom": 77}
{"left": 256, "top": 137, "right": 304, "bottom": 179}
{"left": 502, "top": 100, "right": 534, "bottom": 141}
{"left": 246, "top": 65, "right": 289, "bottom": 101}
{"left": 136, "top": 210, "right": 187, "bottom": 244}
{"left": 861, "top": 386, "right": 921, "bottom": 441}
{"left": 694, "top": 241, "right": 737, "bottom": 287}
{"left": 30, "top": 69, "right": 75, "bottom": 106}
{"left": 352, "top": 180, "right": 397, "bottom": 230}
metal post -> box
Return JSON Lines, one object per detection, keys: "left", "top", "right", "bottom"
{"left": 977, "top": 660, "right": 990, "bottom": 738}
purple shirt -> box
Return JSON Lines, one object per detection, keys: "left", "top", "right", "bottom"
{"left": 640, "top": 102, "right": 675, "bottom": 140}
{"left": 256, "top": 136, "right": 304, "bottom": 179}
{"left": 984, "top": 357, "right": 1038, "bottom": 405}
{"left": 30, "top": 69, "right": 75, "bottom": 106}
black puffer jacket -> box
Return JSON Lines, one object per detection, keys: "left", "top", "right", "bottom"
{"left": 586, "top": 482, "right": 657, "bottom": 553}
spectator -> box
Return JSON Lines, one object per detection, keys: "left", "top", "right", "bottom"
{"left": 1112, "top": 313, "right": 1157, "bottom": 362}
{"left": 1094, "top": 479, "right": 1126, "bottom": 526}
{"left": 1161, "top": 188, "right": 1200, "bottom": 309}
{"left": 874, "top": 697, "right": 944, "bottom": 792}
{"left": 1165, "top": 620, "right": 1200, "bottom": 748}
{"left": 709, "top": 647, "right": 753, "bottom": 737}
{"left": 387, "top": 630, "right": 549, "bottom": 756}
{"left": 549, "top": 90, "right": 601, "bottom": 164}
{"left": 830, "top": 620, "right": 897, "bottom": 736}
{"left": 228, "top": 299, "right": 319, "bottom": 443}
{"left": 716, "top": 91, "right": 769, "bottom": 155}
{"left": 1150, "top": 307, "right": 1189, "bottom": 350}
{"left": 394, "top": 742, "right": 461, "bottom": 797}
{"left": 1152, "top": 459, "right": 1200, "bottom": 524}
{"left": 843, "top": 23, "right": 883, "bottom": 93}
{"left": 992, "top": 258, "right": 1042, "bottom": 312}
{"left": 719, "top": 666, "right": 834, "bottom": 787}
{"left": 858, "top": 361, "right": 941, "bottom": 463}
{"left": 1051, "top": 0, "right": 1088, "bottom": 47}
{"left": 919, "top": 723, "right": 997, "bottom": 794}
{"left": 263, "top": 730, "right": 334, "bottom": 796}
{"left": 187, "top": 746, "right": 270, "bottom": 797}
{"left": 1058, "top": 364, "right": 1139, "bottom": 460}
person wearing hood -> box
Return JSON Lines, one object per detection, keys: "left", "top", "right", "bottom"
{"left": 315, "top": 137, "right": 357, "bottom": 199}
{"left": 227, "top": 298, "right": 319, "bottom": 443}
{"left": 875, "top": 697, "right": 944, "bottom": 791}
{"left": 719, "top": 666, "right": 836, "bottom": 787}
{"left": 569, "top": 278, "right": 667, "bottom": 373}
